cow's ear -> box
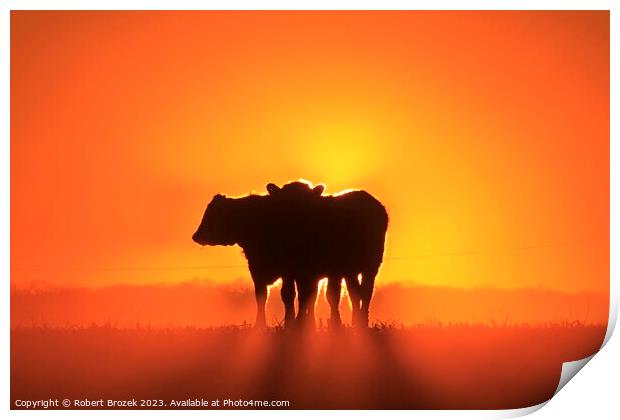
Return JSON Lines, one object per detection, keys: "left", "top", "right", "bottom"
{"left": 313, "top": 184, "right": 325, "bottom": 196}
{"left": 266, "top": 183, "right": 280, "bottom": 195}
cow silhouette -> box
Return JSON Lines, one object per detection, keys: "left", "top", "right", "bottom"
{"left": 266, "top": 182, "right": 388, "bottom": 327}
{"left": 192, "top": 183, "right": 322, "bottom": 328}
{"left": 192, "top": 181, "right": 388, "bottom": 328}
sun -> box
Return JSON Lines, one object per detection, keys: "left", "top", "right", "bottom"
{"left": 297, "top": 117, "right": 385, "bottom": 187}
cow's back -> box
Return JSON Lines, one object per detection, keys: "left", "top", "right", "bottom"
{"left": 314, "top": 190, "right": 388, "bottom": 275}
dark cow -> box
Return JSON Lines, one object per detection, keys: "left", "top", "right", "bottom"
{"left": 192, "top": 181, "right": 388, "bottom": 328}
{"left": 266, "top": 182, "right": 388, "bottom": 327}
{"left": 192, "top": 192, "right": 302, "bottom": 328}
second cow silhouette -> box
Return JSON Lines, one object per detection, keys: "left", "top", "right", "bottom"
{"left": 192, "top": 181, "right": 388, "bottom": 328}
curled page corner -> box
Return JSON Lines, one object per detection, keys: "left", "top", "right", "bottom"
{"left": 498, "top": 355, "right": 598, "bottom": 418}
{"left": 602, "top": 289, "right": 618, "bottom": 347}
{"left": 502, "top": 319, "right": 612, "bottom": 418}
{"left": 554, "top": 355, "right": 596, "bottom": 397}
{"left": 496, "top": 401, "right": 548, "bottom": 418}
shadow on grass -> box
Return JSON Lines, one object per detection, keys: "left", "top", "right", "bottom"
{"left": 11, "top": 322, "right": 606, "bottom": 409}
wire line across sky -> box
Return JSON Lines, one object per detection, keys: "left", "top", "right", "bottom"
{"left": 10, "top": 239, "right": 608, "bottom": 272}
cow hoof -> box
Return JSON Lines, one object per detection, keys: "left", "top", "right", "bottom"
{"left": 295, "top": 317, "right": 316, "bottom": 331}
{"left": 328, "top": 318, "right": 342, "bottom": 330}
{"left": 351, "top": 315, "right": 369, "bottom": 329}
{"left": 356, "top": 318, "right": 370, "bottom": 329}
{"left": 254, "top": 322, "right": 268, "bottom": 331}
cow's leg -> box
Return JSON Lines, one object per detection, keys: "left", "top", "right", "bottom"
{"left": 295, "top": 280, "right": 308, "bottom": 325}
{"left": 248, "top": 263, "right": 274, "bottom": 329}
{"left": 306, "top": 281, "right": 318, "bottom": 329}
{"left": 281, "top": 277, "right": 296, "bottom": 328}
{"left": 326, "top": 277, "right": 342, "bottom": 329}
{"left": 345, "top": 274, "right": 362, "bottom": 327}
{"left": 360, "top": 270, "right": 378, "bottom": 328}
{"left": 254, "top": 283, "right": 268, "bottom": 329}
{"left": 296, "top": 279, "right": 316, "bottom": 329}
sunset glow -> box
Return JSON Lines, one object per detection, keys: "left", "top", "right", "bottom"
{"left": 11, "top": 11, "right": 609, "bottom": 294}
{"left": 10, "top": 11, "right": 610, "bottom": 410}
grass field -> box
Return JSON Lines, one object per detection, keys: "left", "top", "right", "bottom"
{"left": 10, "top": 282, "right": 608, "bottom": 327}
{"left": 11, "top": 322, "right": 605, "bottom": 409}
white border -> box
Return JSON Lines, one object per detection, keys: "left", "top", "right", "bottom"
{"left": 1, "top": 1, "right": 616, "bottom": 419}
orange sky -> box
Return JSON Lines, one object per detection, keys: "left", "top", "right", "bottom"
{"left": 11, "top": 11, "right": 609, "bottom": 292}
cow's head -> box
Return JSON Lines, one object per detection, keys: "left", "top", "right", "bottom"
{"left": 192, "top": 194, "right": 237, "bottom": 246}
{"left": 266, "top": 181, "right": 325, "bottom": 198}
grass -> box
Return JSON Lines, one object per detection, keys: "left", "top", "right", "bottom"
{"left": 10, "top": 322, "right": 606, "bottom": 409}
